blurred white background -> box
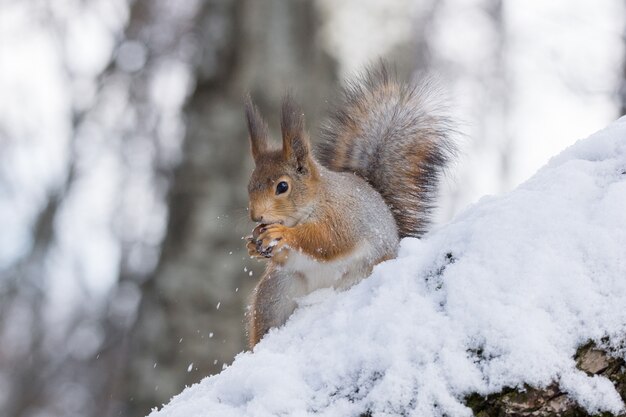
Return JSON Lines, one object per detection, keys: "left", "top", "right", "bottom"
{"left": 0, "top": 1, "right": 623, "bottom": 416}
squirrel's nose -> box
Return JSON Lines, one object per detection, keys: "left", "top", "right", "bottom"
{"left": 250, "top": 208, "right": 263, "bottom": 223}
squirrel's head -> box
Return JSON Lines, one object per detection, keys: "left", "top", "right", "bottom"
{"left": 244, "top": 95, "right": 320, "bottom": 227}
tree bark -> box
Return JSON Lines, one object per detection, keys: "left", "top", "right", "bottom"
{"left": 465, "top": 343, "right": 626, "bottom": 417}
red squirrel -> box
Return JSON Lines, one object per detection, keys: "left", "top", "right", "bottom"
{"left": 244, "top": 64, "right": 455, "bottom": 347}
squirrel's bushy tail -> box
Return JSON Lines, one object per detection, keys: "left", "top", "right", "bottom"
{"left": 317, "top": 63, "right": 455, "bottom": 238}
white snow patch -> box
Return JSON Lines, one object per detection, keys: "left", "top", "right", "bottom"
{"left": 149, "top": 119, "right": 626, "bottom": 416}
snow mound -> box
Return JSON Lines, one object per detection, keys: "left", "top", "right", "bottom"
{"left": 150, "top": 119, "right": 626, "bottom": 417}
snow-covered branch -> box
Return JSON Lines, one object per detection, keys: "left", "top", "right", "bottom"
{"left": 150, "top": 119, "right": 626, "bottom": 417}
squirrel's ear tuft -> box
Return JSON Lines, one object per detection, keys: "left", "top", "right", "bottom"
{"left": 281, "top": 95, "right": 311, "bottom": 172}
{"left": 244, "top": 94, "right": 269, "bottom": 162}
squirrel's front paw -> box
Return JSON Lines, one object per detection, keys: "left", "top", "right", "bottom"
{"left": 256, "top": 224, "right": 289, "bottom": 257}
{"left": 246, "top": 237, "right": 267, "bottom": 259}
{"left": 246, "top": 224, "right": 270, "bottom": 259}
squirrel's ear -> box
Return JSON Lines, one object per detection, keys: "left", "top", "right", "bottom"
{"left": 281, "top": 95, "right": 311, "bottom": 172}
{"left": 244, "top": 95, "right": 269, "bottom": 162}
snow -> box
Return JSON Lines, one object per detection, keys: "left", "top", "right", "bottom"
{"left": 149, "top": 119, "right": 626, "bottom": 416}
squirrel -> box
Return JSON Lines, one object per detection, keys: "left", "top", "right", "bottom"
{"left": 244, "top": 63, "right": 455, "bottom": 348}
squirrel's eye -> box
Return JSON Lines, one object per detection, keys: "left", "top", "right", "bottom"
{"left": 276, "top": 181, "right": 289, "bottom": 195}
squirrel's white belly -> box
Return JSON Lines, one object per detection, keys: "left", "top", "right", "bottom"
{"left": 282, "top": 242, "right": 374, "bottom": 293}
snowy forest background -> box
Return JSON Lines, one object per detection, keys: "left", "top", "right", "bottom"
{"left": 0, "top": 1, "right": 624, "bottom": 416}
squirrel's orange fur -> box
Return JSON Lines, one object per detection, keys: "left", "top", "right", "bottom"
{"left": 244, "top": 63, "right": 455, "bottom": 348}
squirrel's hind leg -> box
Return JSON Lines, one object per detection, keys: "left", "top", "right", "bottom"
{"left": 247, "top": 266, "right": 305, "bottom": 348}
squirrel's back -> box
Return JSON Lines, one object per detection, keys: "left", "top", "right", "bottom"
{"left": 317, "top": 63, "right": 455, "bottom": 238}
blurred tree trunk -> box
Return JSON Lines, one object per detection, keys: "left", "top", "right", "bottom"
{"left": 621, "top": 7, "right": 626, "bottom": 117}
{"left": 119, "top": 1, "right": 337, "bottom": 416}
{"left": 488, "top": 0, "right": 513, "bottom": 188}
{"left": 0, "top": 193, "right": 67, "bottom": 417}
